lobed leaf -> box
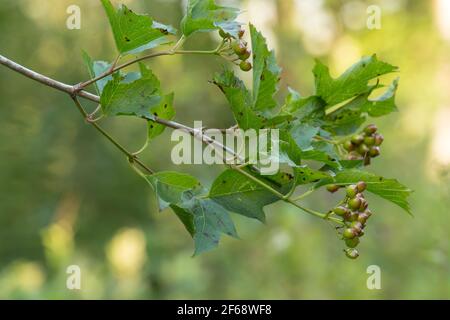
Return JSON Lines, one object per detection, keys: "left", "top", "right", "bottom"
{"left": 181, "top": 0, "right": 241, "bottom": 38}
{"left": 101, "top": 0, "right": 176, "bottom": 55}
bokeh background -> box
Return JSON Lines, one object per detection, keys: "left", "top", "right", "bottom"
{"left": 0, "top": 0, "right": 449, "bottom": 299}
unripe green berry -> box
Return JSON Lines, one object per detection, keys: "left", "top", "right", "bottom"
{"left": 232, "top": 42, "right": 247, "bottom": 56}
{"left": 327, "top": 184, "right": 340, "bottom": 193}
{"left": 358, "top": 144, "right": 370, "bottom": 155}
{"left": 364, "top": 124, "right": 378, "bottom": 135}
{"left": 364, "top": 136, "right": 375, "bottom": 146}
{"left": 343, "top": 141, "right": 355, "bottom": 152}
{"left": 348, "top": 197, "right": 362, "bottom": 211}
{"left": 358, "top": 213, "right": 370, "bottom": 224}
{"left": 348, "top": 212, "right": 359, "bottom": 222}
{"left": 239, "top": 50, "right": 251, "bottom": 60}
{"left": 343, "top": 228, "right": 356, "bottom": 239}
{"left": 239, "top": 61, "right": 252, "bottom": 72}
{"left": 374, "top": 134, "right": 384, "bottom": 146}
{"left": 369, "top": 146, "right": 381, "bottom": 158}
{"left": 356, "top": 181, "right": 367, "bottom": 193}
{"left": 345, "top": 237, "right": 360, "bottom": 248}
{"left": 346, "top": 185, "right": 358, "bottom": 198}
{"left": 345, "top": 248, "right": 359, "bottom": 259}
{"left": 333, "top": 206, "right": 349, "bottom": 216}
{"left": 351, "top": 134, "right": 364, "bottom": 145}
{"left": 350, "top": 221, "right": 364, "bottom": 233}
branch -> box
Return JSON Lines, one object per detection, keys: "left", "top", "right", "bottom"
{"left": 1, "top": 54, "right": 342, "bottom": 224}
{"left": 0, "top": 53, "right": 247, "bottom": 170}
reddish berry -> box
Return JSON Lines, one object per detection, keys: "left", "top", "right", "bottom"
{"left": 239, "top": 61, "right": 252, "bottom": 72}
{"left": 374, "top": 134, "right": 384, "bottom": 146}
{"left": 358, "top": 213, "right": 370, "bottom": 224}
{"left": 239, "top": 50, "right": 251, "bottom": 60}
{"left": 364, "top": 124, "right": 378, "bottom": 135}
{"left": 327, "top": 184, "right": 340, "bottom": 193}
{"left": 344, "top": 248, "right": 359, "bottom": 259}
{"left": 232, "top": 42, "right": 247, "bottom": 56}
{"left": 369, "top": 146, "right": 381, "bottom": 158}
{"left": 356, "top": 181, "right": 367, "bottom": 193}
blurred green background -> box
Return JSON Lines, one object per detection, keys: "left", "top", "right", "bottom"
{"left": 0, "top": 0, "right": 449, "bottom": 299}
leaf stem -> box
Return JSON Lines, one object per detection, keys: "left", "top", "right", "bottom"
{"left": 232, "top": 166, "right": 344, "bottom": 225}
{"left": 71, "top": 96, "right": 154, "bottom": 175}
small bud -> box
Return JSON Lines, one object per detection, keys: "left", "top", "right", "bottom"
{"left": 345, "top": 248, "right": 360, "bottom": 259}
{"left": 374, "top": 134, "right": 384, "bottom": 146}
{"left": 364, "top": 124, "right": 378, "bottom": 135}
{"left": 369, "top": 146, "right": 381, "bottom": 158}
{"left": 238, "top": 29, "right": 245, "bottom": 38}
{"left": 347, "top": 152, "right": 362, "bottom": 160}
{"left": 364, "top": 209, "right": 373, "bottom": 217}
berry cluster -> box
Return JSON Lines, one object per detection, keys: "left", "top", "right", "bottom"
{"left": 343, "top": 124, "right": 384, "bottom": 165}
{"left": 219, "top": 28, "right": 252, "bottom": 72}
{"left": 329, "top": 181, "right": 373, "bottom": 259}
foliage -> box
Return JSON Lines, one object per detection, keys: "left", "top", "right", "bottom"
{"left": 4, "top": 0, "right": 413, "bottom": 259}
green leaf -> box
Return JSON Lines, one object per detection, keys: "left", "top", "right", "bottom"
{"left": 173, "top": 198, "right": 238, "bottom": 255}
{"left": 209, "top": 169, "right": 294, "bottom": 222}
{"left": 324, "top": 78, "right": 399, "bottom": 135}
{"left": 362, "top": 78, "right": 399, "bottom": 117}
{"left": 101, "top": 0, "right": 176, "bottom": 55}
{"left": 313, "top": 55, "right": 398, "bottom": 107}
{"left": 293, "top": 166, "right": 331, "bottom": 185}
{"left": 181, "top": 0, "right": 241, "bottom": 38}
{"left": 81, "top": 51, "right": 112, "bottom": 94}
{"left": 145, "top": 171, "right": 202, "bottom": 210}
{"left": 147, "top": 93, "right": 175, "bottom": 140}
{"left": 315, "top": 169, "right": 413, "bottom": 215}
{"left": 100, "top": 63, "right": 173, "bottom": 120}
{"left": 280, "top": 89, "right": 326, "bottom": 123}
{"left": 250, "top": 24, "right": 282, "bottom": 113}
{"left": 213, "top": 69, "right": 264, "bottom": 130}
{"left": 290, "top": 124, "right": 319, "bottom": 150}
{"left": 146, "top": 172, "right": 237, "bottom": 255}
